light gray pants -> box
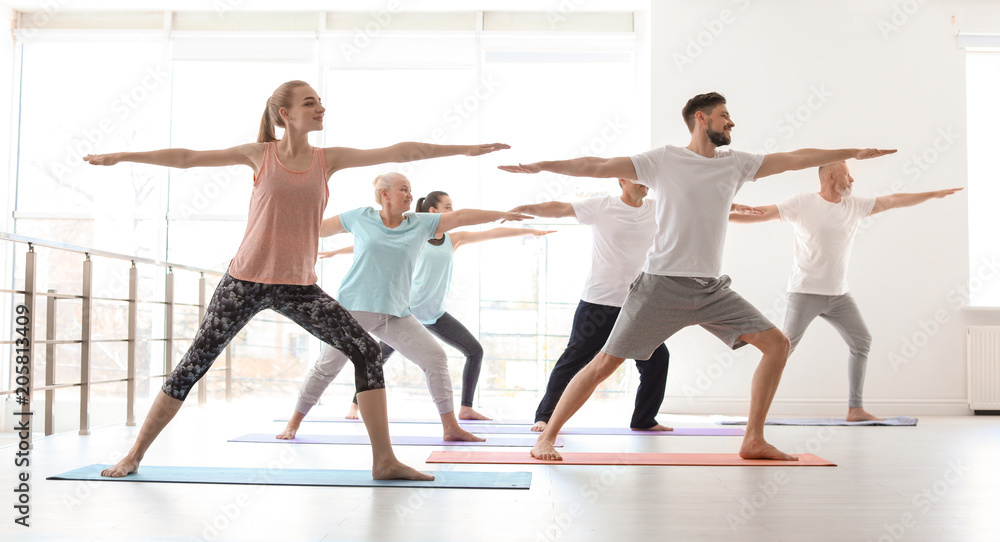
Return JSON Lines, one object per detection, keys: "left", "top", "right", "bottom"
{"left": 296, "top": 311, "right": 454, "bottom": 416}
{"left": 782, "top": 292, "right": 872, "bottom": 408}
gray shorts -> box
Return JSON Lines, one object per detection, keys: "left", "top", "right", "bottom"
{"left": 603, "top": 273, "right": 775, "bottom": 360}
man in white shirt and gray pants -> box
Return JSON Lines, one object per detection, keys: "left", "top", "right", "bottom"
{"left": 501, "top": 91, "right": 895, "bottom": 461}
{"left": 731, "top": 161, "right": 961, "bottom": 421}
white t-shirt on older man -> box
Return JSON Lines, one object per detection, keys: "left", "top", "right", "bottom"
{"left": 777, "top": 192, "right": 876, "bottom": 296}
{"left": 630, "top": 145, "right": 764, "bottom": 278}
{"left": 571, "top": 195, "right": 657, "bottom": 307}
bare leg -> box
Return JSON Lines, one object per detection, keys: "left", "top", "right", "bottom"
{"left": 632, "top": 424, "right": 673, "bottom": 431}
{"left": 738, "top": 328, "right": 797, "bottom": 461}
{"left": 441, "top": 411, "right": 485, "bottom": 442}
{"left": 458, "top": 405, "right": 491, "bottom": 420}
{"left": 276, "top": 410, "right": 304, "bottom": 439}
{"left": 101, "top": 391, "right": 183, "bottom": 477}
{"left": 846, "top": 407, "right": 883, "bottom": 422}
{"left": 530, "top": 420, "right": 547, "bottom": 432}
{"left": 531, "top": 352, "right": 625, "bottom": 460}
{"left": 345, "top": 402, "right": 360, "bottom": 420}
{"left": 356, "top": 389, "right": 434, "bottom": 481}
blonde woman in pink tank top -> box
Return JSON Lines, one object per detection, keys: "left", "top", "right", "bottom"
{"left": 84, "top": 80, "right": 509, "bottom": 481}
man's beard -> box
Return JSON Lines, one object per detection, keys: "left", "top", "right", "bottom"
{"left": 707, "top": 128, "right": 731, "bottom": 147}
{"left": 838, "top": 185, "right": 853, "bottom": 197}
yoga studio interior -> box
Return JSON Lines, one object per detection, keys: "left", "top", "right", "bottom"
{"left": 2, "top": 1, "right": 1000, "bottom": 541}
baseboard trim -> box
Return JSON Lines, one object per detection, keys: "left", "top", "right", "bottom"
{"left": 662, "top": 398, "right": 971, "bottom": 417}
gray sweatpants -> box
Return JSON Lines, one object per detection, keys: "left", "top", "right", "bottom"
{"left": 296, "top": 311, "right": 454, "bottom": 416}
{"left": 782, "top": 292, "right": 872, "bottom": 408}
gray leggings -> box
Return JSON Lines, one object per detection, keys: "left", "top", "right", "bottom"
{"left": 296, "top": 311, "right": 455, "bottom": 416}
{"left": 353, "top": 311, "right": 484, "bottom": 408}
{"left": 782, "top": 292, "right": 872, "bottom": 408}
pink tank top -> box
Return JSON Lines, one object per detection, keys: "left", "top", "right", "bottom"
{"left": 228, "top": 141, "right": 329, "bottom": 285}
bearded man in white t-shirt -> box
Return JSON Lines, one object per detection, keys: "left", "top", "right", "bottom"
{"left": 500, "top": 91, "right": 895, "bottom": 461}
{"left": 730, "top": 161, "right": 961, "bottom": 422}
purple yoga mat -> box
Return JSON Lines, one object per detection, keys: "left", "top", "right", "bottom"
{"left": 467, "top": 426, "right": 745, "bottom": 436}
{"left": 229, "top": 433, "right": 562, "bottom": 447}
{"left": 274, "top": 417, "right": 533, "bottom": 425}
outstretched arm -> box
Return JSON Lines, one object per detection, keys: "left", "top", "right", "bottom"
{"left": 84, "top": 144, "right": 260, "bottom": 170}
{"left": 318, "top": 246, "right": 354, "bottom": 259}
{"left": 326, "top": 143, "right": 509, "bottom": 173}
{"left": 870, "top": 188, "right": 963, "bottom": 215}
{"left": 320, "top": 215, "right": 346, "bottom": 237}
{"left": 755, "top": 148, "right": 896, "bottom": 180}
{"left": 450, "top": 228, "right": 554, "bottom": 250}
{"left": 508, "top": 201, "right": 576, "bottom": 218}
{"left": 498, "top": 156, "right": 637, "bottom": 180}
{"left": 435, "top": 209, "right": 531, "bottom": 236}
{"left": 729, "top": 204, "right": 779, "bottom": 224}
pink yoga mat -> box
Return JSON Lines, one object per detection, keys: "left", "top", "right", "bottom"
{"left": 275, "top": 417, "right": 532, "bottom": 425}
{"left": 426, "top": 451, "right": 835, "bottom": 467}
{"left": 229, "top": 433, "right": 562, "bottom": 447}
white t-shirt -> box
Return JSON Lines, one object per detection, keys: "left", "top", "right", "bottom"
{"left": 630, "top": 145, "right": 764, "bottom": 277}
{"left": 572, "top": 195, "right": 657, "bottom": 307}
{"left": 776, "top": 193, "right": 877, "bottom": 295}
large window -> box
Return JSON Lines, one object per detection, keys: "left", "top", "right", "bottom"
{"left": 8, "top": 13, "right": 647, "bottom": 405}
{"left": 967, "top": 51, "right": 1000, "bottom": 306}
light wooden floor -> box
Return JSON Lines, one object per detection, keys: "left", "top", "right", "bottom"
{"left": 4, "top": 397, "right": 999, "bottom": 541}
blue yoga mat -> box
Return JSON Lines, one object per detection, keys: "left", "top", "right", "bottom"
{"left": 48, "top": 464, "right": 532, "bottom": 489}
{"left": 716, "top": 416, "right": 918, "bottom": 426}
{"left": 229, "top": 433, "right": 563, "bottom": 447}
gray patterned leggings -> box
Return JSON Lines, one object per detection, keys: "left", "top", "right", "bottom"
{"left": 162, "top": 273, "right": 383, "bottom": 401}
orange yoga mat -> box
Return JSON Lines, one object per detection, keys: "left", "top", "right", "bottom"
{"left": 426, "top": 451, "right": 836, "bottom": 467}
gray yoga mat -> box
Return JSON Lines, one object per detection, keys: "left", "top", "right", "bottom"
{"left": 230, "top": 433, "right": 563, "bottom": 447}
{"left": 48, "top": 464, "right": 532, "bottom": 489}
{"left": 465, "top": 425, "right": 745, "bottom": 436}
{"left": 716, "top": 416, "right": 918, "bottom": 426}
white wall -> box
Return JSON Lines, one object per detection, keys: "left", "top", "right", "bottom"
{"left": 648, "top": 0, "right": 1000, "bottom": 415}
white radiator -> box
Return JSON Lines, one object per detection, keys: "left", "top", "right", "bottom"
{"left": 968, "top": 326, "right": 1000, "bottom": 412}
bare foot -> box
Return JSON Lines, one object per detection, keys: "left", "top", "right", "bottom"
{"left": 101, "top": 456, "right": 140, "bottom": 477}
{"left": 846, "top": 407, "right": 883, "bottom": 422}
{"left": 530, "top": 421, "right": 547, "bottom": 432}
{"left": 345, "top": 403, "right": 360, "bottom": 420}
{"left": 442, "top": 426, "right": 486, "bottom": 442}
{"left": 632, "top": 424, "right": 673, "bottom": 431}
{"left": 739, "top": 435, "right": 798, "bottom": 461}
{"left": 530, "top": 438, "right": 562, "bottom": 461}
{"left": 458, "top": 406, "right": 492, "bottom": 420}
{"left": 276, "top": 422, "right": 300, "bottom": 440}
{"left": 372, "top": 460, "right": 435, "bottom": 481}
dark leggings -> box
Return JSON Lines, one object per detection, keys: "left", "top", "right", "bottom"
{"left": 353, "top": 311, "right": 484, "bottom": 408}
{"left": 535, "top": 300, "right": 670, "bottom": 429}
{"left": 162, "top": 273, "right": 383, "bottom": 401}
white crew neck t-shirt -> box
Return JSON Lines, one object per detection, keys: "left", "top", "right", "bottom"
{"left": 572, "top": 195, "right": 657, "bottom": 307}
{"left": 630, "top": 145, "right": 764, "bottom": 278}
{"left": 776, "top": 192, "right": 876, "bottom": 296}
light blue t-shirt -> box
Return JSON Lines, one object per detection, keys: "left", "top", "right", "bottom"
{"left": 410, "top": 234, "right": 454, "bottom": 325}
{"left": 337, "top": 207, "right": 441, "bottom": 317}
